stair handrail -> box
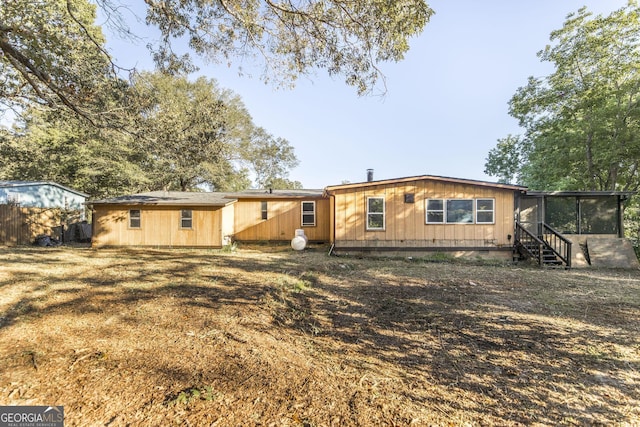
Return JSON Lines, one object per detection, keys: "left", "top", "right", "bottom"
{"left": 541, "top": 223, "right": 572, "bottom": 268}
{"left": 514, "top": 222, "right": 546, "bottom": 266}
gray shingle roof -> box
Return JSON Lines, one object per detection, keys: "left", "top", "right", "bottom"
{"left": 224, "top": 189, "right": 324, "bottom": 198}
{"left": 90, "top": 191, "right": 236, "bottom": 206}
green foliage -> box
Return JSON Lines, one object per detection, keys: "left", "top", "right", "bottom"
{"left": 0, "top": 71, "right": 301, "bottom": 196}
{"left": 130, "top": 72, "right": 299, "bottom": 191}
{"left": 0, "top": 0, "right": 121, "bottom": 123}
{"left": 484, "top": 134, "right": 522, "bottom": 184}
{"left": 1, "top": 0, "right": 433, "bottom": 126}
{"left": 0, "top": 106, "right": 149, "bottom": 198}
{"left": 169, "top": 386, "right": 215, "bottom": 406}
{"left": 485, "top": 2, "right": 640, "bottom": 193}
{"left": 141, "top": 0, "right": 433, "bottom": 95}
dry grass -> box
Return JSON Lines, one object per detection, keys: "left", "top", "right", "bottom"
{"left": 0, "top": 245, "right": 639, "bottom": 426}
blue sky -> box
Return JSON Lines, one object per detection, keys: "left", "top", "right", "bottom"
{"left": 104, "top": 0, "right": 629, "bottom": 189}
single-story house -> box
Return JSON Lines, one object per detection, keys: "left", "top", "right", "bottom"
{"left": 88, "top": 173, "right": 637, "bottom": 268}
{"left": 90, "top": 189, "right": 330, "bottom": 248}
{"left": 91, "top": 191, "right": 236, "bottom": 248}
{"left": 324, "top": 175, "right": 526, "bottom": 259}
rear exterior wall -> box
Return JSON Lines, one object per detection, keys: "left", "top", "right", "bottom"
{"left": 330, "top": 180, "right": 516, "bottom": 250}
{"left": 233, "top": 198, "right": 330, "bottom": 242}
{"left": 92, "top": 205, "right": 232, "bottom": 247}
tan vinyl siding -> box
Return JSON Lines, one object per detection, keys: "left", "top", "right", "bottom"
{"left": 92, "top": 205, "right": 226, "bottom": 247}
{"left": 233, "top": 198, "right": 330, "bottom": 242}
{"left": 330, "top": 180, "right": 516, "bottom": 249}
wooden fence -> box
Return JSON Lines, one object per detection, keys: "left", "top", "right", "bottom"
{"left": 0, "top": 204, "right": 64, "bottom": 246}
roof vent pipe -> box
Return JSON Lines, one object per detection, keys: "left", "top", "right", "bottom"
{"left": 367, "top": 169, "right": 374, "bottom": 182}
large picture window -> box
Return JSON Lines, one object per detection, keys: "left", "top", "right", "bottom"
{"left": 301, "top": 201, "right": 316, "bottom": 226}
{"left": 129, "top": 209, "right": 141, "bottom": 228}
{"left": 476, "top": 199, "right": 495, "bottom": 224}
{"left": 366, "top": 197, "right": 385, "bottom": 230}
{"left": 426, "top": 198, "right": 494, "bottom": 224}
{"left": 446, "top": 199, "right": 473, "bottom": 223}
{"left": 181, "top": 209, "right": 193, "bottom": 229}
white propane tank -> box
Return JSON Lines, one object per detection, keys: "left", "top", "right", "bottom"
{"left": 295, "top": 229, "right": 308, "bottom": 242}
{"left": 291, "top": 235, "right": 307, "bottom": 251}
{"left": 291, "top": 229, "right": 307, "bottom": 251}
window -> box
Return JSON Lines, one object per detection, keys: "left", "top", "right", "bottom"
{"left": 426, "top": 199, "right": 444, "bottom": 223}
{"left": 446, "top": 199, "right": 473, "bottom": 223}
{"left": 181, "top": 209, "right": 193, "bottom": 229}
{"left": 366, "top": 197, "right": 385, "bottom": 230}
{"left": 404, "top": 193, "right": 415, "bottom": 204}
{"left": 129, "top": 209, "right": 141, "bottom": 228}
{"left": 476, "top": 199, "right": 495, "bottom": 224}
{"left": 261, "top": 201, "right": 268, "bottom": 220}
{"left": 301, "top": 201, "right": 316, "bottom": 226}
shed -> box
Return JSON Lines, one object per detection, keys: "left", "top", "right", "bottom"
{"left": 90, "top": 191, "right": 237, "bottom": 248}
{"left": 0, "top": 181, "right": 88, "bottom": 212}
{"left": 325, "top": 175, "right": 526, "bottom": 258}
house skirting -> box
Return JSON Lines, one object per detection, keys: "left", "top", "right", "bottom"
{"left": 331, "top": 245, "right": 513, "bottom": 260}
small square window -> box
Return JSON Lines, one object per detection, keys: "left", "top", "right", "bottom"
{"left": 129, "top": 209, "right": 141, "bottom": 228}
{"left": 404, "top": 193, "right": 415, "bottom": 204}
{"left": 426, "top": 199, "right": 444, "bottom": 224}
{"left": 181, "top": 209, "right": 193, "bottom": 229}
{"left": 476, "top": 199, "right": 495, "bottom": 224}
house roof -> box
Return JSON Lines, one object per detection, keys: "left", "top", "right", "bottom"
{"left": 89, "top": 191, "right": 237, "bottom": 207}
{"left": 223, "top": 189, "right": 325, "bottom": 199}
{"left": 0, "top": 180, "right": 89, "bottom": 198}
{"left": 324, "top": 175, "right": 527, "bottom": 192}
{"left": 525, "top": 190, "right": 636, "bottom": 199}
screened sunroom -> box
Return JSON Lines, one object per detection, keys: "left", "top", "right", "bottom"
{"left": 517, "top": 191, "right": 634, "bottom": 237}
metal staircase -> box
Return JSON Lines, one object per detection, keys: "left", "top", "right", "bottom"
{"left": 514, "top": 222, "right": 572, "bottom": 268}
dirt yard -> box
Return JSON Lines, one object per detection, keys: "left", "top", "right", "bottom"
{"left": 0, "top": 245, "right": 639, "bottom": 426}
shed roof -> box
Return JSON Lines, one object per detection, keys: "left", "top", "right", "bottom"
{"left": 324, "top": 175, "right": 527, "bottom": 192}
{"left": 90, "top": 191, "right": 237, "bottom": 207}
{"left": 0, "top": 180, "right": 89, "bottom": 197}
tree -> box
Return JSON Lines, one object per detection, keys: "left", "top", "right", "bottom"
{"left": 131, "top": 72, "right": 299, "bottom": 191}
{"left": 0, "top": 107, "right": 150, "bottom": 198}
{"left": 0, "top": 0, "right": 120, "bottom": 123}
{"left": 241, "top": 127, "right": 300, "bottom": 189}
{"left": 139, "top": 0, "right": 433, "bottom": 94}
{"left": 0, "top": 71, "right": 300, "bottom": 196}
{"left": 485, "top": 2, "right": 640, "bottom": 192}
{"left": 1, "top": 0, "right": 433, "bottom": 123}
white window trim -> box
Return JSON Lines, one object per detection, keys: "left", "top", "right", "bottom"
{"left": 180, "top": 209, "right": 193, "bottom": 229}
{"left": 366, "top": 196, "right": 385, "bottom": 231}
{"left": 426, "top": 199, "right": 445, "bottom": 224}
{"left": 301, "top": 201, "right": 316, "bottom": 227}
{"left": 425, "top": 198, "right": 496, "bottom": 225}
{"left": 446, "top": 199, "right": 474, "bottom": 224}
{"left": 129, "top": 209, "right": 141, "bottom": 229}
{"left": 476, "top": 198, "right": 495, "bottom": 224}
{"left": 261, "top": 201, "right": 268, "bottom": 220}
